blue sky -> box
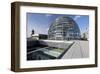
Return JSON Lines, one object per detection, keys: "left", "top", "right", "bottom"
{"left": 27, "top": 13, "right": 89, "bottom": 38}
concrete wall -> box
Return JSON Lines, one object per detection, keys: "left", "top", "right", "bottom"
{"left": 39, "top": 40, "right": 73, "bottom": 49}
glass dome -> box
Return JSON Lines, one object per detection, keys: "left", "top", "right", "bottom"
{"left": 48, "top": 16, "right": 81, "bottom": 40}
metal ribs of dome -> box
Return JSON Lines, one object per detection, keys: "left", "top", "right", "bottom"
{"left": 48, "top": 16, "right": 81, "bottom": 40}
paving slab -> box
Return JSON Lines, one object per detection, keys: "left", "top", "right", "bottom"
{"left": 62, "top": 40, "right": 89, "bottom": 59}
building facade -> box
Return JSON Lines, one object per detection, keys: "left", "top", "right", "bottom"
{"left": 48, "top": 16, "right": 81, "bottom": 40}
{"left": 31, "top": 34, "right": 48, "bottom": 40}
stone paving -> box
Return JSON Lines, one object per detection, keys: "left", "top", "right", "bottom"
{"left": 62, "top": 40, "right": 89, "bottom": 59}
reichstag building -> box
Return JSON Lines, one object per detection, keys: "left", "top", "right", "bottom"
{"left": 48, "top": 16, "right": 81, "bottom": 40}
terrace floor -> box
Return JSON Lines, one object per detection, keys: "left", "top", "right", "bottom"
{"left": 62, "top": 40, "right": 89, "bottom": 59}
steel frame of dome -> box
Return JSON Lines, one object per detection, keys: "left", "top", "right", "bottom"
{"left": 48, "top": 16, "right": 81, "bottom": 40}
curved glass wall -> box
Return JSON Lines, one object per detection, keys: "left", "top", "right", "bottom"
{"left": 48, "top": 16, "right": 81, "bottom": 40}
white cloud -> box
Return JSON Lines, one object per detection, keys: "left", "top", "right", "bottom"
{"left": 45, "top": 14, "right": 52, "bottom": 17}
{"left": 74, "top": 15, "right": 81, "bottom": 20}
{"left": 46, "top": 27, "right": 49, "bottom": 31}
